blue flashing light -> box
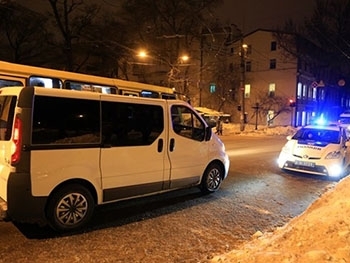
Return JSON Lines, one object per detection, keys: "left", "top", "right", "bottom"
{"left": 315, "top": 116, "right": 326, "bottom": 126}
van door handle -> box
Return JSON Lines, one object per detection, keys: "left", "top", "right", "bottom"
{"left": 169, "top": 138, "right": 175, "bottom": 152}
{"left": 158, "top": 139, "right": 163, "bottom": 152}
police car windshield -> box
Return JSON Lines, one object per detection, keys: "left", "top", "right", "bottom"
{"left": 339, "top": 118, "right": 350, "bottom": 124}
{"left": 292, "top": 128, "right": 340, "bottom": 144}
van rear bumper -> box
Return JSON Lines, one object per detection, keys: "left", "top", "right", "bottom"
{"left": 0, "top": 197, "right": 9, "bottom": 221}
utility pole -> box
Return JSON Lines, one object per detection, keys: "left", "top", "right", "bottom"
{"left": 199, "top": 33, "right": 203, "bottom": 107}
{"left": 240, "top": 37, "right": 246, "bottom": 131}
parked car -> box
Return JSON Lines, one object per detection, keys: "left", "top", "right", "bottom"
{"left": 277, "top": 125, "right": 350, "bottom": 178}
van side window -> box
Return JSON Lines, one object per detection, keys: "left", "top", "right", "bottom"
{"left": 32, "top": 96, "right": 100, "bottom": 144}
{"left": 102, "top": 101, "right": 163, "bottom": 146}
{"left": 171, "top": 105, "right": 205, "bottom": 141}
{"left": 0, "top": 79, "right": 23, "bottom": 88}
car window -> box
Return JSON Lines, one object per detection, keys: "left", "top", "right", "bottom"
{"left": 339, "top": 117, "right": 350, "bottom": 124}
{"left": 293, "top": 128, "right": 340, "bottom": 144}
{"left": 171, "top": 105, "right": 205, "bottom": 141}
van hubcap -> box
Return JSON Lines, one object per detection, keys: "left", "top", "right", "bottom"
{"left": 56, "top": 193, "right": 88, "bottom": 226}
{"left": 207, "top": 168, "right": 221, "bottom": 190}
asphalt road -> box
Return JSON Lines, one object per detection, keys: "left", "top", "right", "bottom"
{"left": 0, "top": 135, "right": 336, "bottom": 262}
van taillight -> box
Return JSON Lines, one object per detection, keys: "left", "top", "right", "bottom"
{"left": 11, "top": 115, "right": 22, "bottom": 164}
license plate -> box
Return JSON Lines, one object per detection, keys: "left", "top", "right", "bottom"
{"left": 295, "top": 160, "right": 315, "bottom": 167}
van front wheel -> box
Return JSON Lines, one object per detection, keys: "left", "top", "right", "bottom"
{"left": 46, "top": 184, "right": 94, "bottom": 232}
{"left": 200, "top": 163, "right": 223, "bottom": 194}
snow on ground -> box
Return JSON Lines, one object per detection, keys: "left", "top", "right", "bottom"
{"left": 220, "top": 123, "right": 297, "bottom": 136}
{"left": 211, "top": 123, "right": 350, "bottom": 263}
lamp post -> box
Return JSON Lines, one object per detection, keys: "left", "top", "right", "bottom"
{"left": 240, "top": 40, "right": 247, "bottom": 131}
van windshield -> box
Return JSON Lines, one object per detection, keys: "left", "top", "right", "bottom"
{"left": 0, "top": 96, "right": 16, "bottom": 140}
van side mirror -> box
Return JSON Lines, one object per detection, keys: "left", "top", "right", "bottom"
{"left": 206, "top": 119, "right": 217, "bottom": 128}
{"left": 205, "top": 126, "right": 212, "bottom": 141}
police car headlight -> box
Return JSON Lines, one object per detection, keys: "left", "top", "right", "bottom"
{"left": 325, "top": 151, "right": 341, "bottom": 159}
{"left": 281, "top": 144, "right": 292, "bottom": 154}
{"left": 328, "top": 164, "right": 343, "bottom": 177}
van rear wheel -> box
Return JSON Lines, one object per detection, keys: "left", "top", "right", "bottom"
{"left": 200, "top": 163, "right": 223, "bottom": 194}
{"left": 46, "top": 184, "right": 94, "bottom": 232}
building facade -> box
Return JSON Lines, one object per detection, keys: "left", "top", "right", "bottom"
{"left": 235, "top": 29, "right": 346, "bottom": 127}
{"left": 125, "top": 28, "right": 348, "bottom": 128}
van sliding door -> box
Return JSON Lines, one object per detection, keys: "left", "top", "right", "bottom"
{"left": 100, "top": 96, "right": 169, "bottom": 202}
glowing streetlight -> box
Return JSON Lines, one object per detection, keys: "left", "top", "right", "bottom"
{"left": 137, "top": 50, "right": 148, "bottom": 58}
{"left": 180, "top": 55, "right": 189, "bottom": 63}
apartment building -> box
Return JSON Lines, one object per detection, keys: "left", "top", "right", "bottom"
{"left": 235, "top": 29, "right": 346, "bottom": 127}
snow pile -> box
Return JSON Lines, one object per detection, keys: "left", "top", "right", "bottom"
{"left": 211, "top": 124, "right": 350, "bottom": 263}
{"left": 222, "top": 123, "right": 297, "bottom": 136}
{"left": 211, "top": 176, "right": 350, "bottom": 262}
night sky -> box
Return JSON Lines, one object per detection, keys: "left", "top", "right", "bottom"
{"left": 16, "top": 0, "right": 316, "bottom": 33}
{"left": 216, "top": 0, "right": 315, "bottom": 33}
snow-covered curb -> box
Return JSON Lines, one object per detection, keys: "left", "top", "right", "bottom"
{"left": 211, "top": 175, "right": 350, "bottom": 262}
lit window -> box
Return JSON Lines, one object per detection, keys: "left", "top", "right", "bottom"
{"left": 29, "top": 76, "right": 62, "bottom": 88}
{"left": 303, "top": 84, "right": 307, "bottom": 98}
{"left": 244, "top": 84, "right": 250, "bottom": 98}
{"left": 210, "top": 83, "right": 216, "bottom": 93}
{"left": 297, "top": 82, "right": 302, "bottom": 99}
{"left": 268, "top": 83, "right": 275, "bottom": 97}
{"left": 267, "top": 110, "right": 274, "bottom": 126}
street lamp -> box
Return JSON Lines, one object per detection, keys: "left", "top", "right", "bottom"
{"left": 137, "top": 50, "right": 148, "bottom": 58}
{"left": 240, "top": 40, "right": 248, "bottom": 131}
{"left": 180, "top": 55, "right": 189, "bottom": 63}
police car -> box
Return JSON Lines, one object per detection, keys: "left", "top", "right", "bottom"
{"left": 277, "top": 125, "right": 350, "bottom": 178}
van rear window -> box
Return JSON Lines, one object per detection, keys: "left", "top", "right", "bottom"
{"left": 0, "top": 96, "right": 16, "bottom": 141}
{"left": 32, "top": 96, "right": 100, "bottom": 145}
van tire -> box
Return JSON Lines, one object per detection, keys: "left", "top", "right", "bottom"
{"left": 200, "top": 163, "right": 223, "bottom": 194}
{"left": 46, "top": 184, "right": 94, "bottom": 232}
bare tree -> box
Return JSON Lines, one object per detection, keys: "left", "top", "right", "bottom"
{"left": 119, "top": 0, "right": 224, "bottom": 97}
{"left": 276, "top": 0, "right": 350, "bottom": 86}
{"left": 47, "top": 0, "right": 101, "bottom": 71}
{"left": 0, "top": 2, "right": 49, "bottom": 64}
{"left": 252, "top": 91, "right": 291, "bottom": 125}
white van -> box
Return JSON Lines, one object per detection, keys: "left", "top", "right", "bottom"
{"left": 0, "top": 86, "right": 229, "bottom": 231}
